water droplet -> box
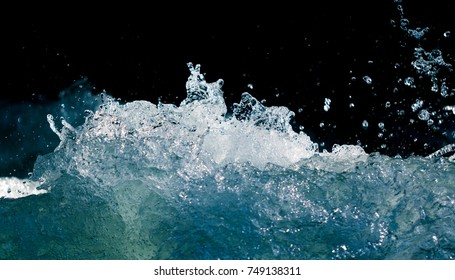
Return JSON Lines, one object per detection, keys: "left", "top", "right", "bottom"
{"left": 349, "top": 103, "right": 355, "bottom": 108}
{"left": 320, "top": 122, "right": 325, "bottom": 128}
{"left": 418, "top": 109, "right": 430, "bottom": 121}
{"left": 390, "top": 19, "right": 396, "bottom": 27}
{"left": 385, "top": 101, "right": 391, "bottom": 108}
{"left": 431, "top": 49, "right": 442, "bottom": 58}
{"left": 404, "top": 77, "right": 415, "bottom": 87}
{"left": 408, "top": 27, "right": 429, "bottom": 39}
{"left": 412, "top": 100, "right": 423, "bottom": 112}
{"left": 323, "top": 98, "right": 331, "bottom": 112}
{"left": 298, "top": 108, "right": 303, "bottom": 113}
{"left": 444, "top": 105, "right": 455, "bottom": 115}
{"left": 427, "top": 119, "right": 434, "bottom": 125}
{"left": 444, "top": 31, "right": 451, "bottom": 38}
{"left": 247, "top": 83, "right": 254, "bottom": 89}
{"left": 299, "top": 125, "right": 304, "bottom": 131}
{"left": 431, "top": 81, "right": 439, "bottom": 92}
{"left": 363, "top": 76, "right": 372, "bottom": 84}
{"left": 378, "top": 122, "right": 385, "bottom": 130}
{"left": 362, "top": 120, "right": 369, "bottom": 129}
{"left": 440, "top": 80, "right": 449, "bottom": 97}
{"left": 400, "top": 18, "right": 409, "bottom": 30}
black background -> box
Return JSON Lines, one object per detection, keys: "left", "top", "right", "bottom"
{"left": 2, "top": 1, "right": 455, "bottom": 159}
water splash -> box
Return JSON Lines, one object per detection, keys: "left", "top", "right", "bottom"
{"left": 1, "top": 63, "right": 454, "bottom": 260}
{"left": 411, "top": 47, "right": 452, "bottom": 96}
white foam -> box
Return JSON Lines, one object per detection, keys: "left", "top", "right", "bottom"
{"left": 202, "top": 119, "right": 317, "bottom": 168}
{"left": 0, "top": 177, "right": 46, "bottom": 199}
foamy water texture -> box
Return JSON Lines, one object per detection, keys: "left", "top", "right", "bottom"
{"left": 1, "top": 63, "right": 455, "bottom": 259}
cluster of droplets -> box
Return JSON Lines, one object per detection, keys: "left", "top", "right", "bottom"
{"left": 355, "top": 0, "right": 455, "bottom": 158}
{"left": 411, "top": 48, "right": 452, "bottom": 96}
{"left": 397, "top": 2, "right": 454, "bottom": 101}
